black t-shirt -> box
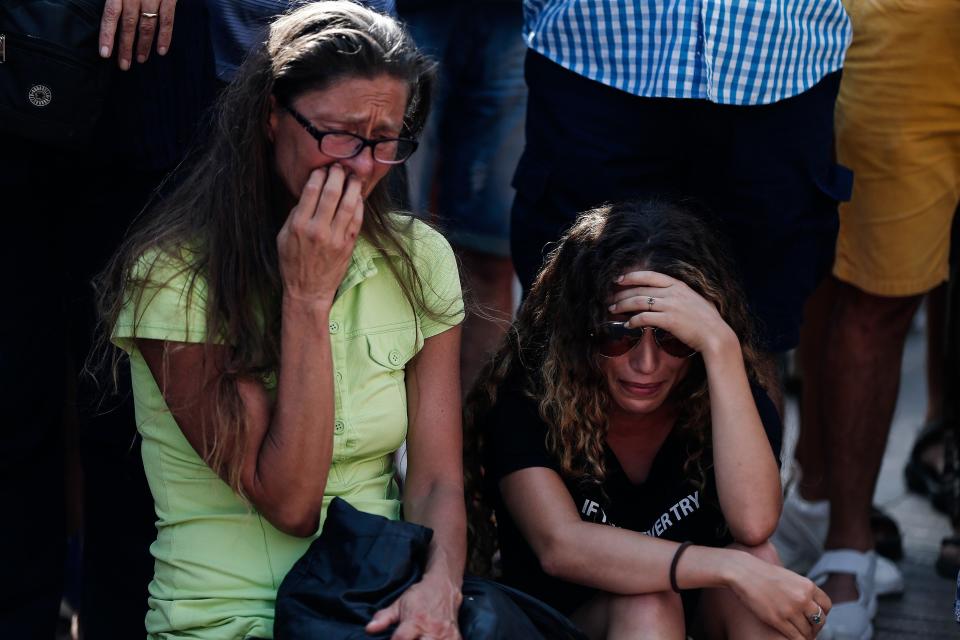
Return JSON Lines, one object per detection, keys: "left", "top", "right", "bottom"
{"left": 479, "top": 372, "right": 782, "bottom": 615}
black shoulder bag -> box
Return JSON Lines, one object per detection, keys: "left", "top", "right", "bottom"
{"left": 275, "top": 498, "right": 588, "bottom": 640}
{"left": 0, "top": 0, "right": 112, "bottom": 148}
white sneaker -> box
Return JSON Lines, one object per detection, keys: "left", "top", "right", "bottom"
{"left": 772, "top": 490, "right": 903, "bottom": 596}
{"left": 808, "top": 550, "right": 878, "bottom": 640}
{"left": 874, "top": 555, "right": 904, "bottom": 597}
{"left": 773, "top": 490, "right": 828, "bottom": 573}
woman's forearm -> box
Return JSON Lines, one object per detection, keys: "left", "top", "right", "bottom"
{"left": 243, "top": 295, "right": 336, "bottom": 535}
{"left": 542, "top": 520, "right": 738, "bottom": 594}
{"left": 406, "top": 481, "right": 466, "bottom": 586}
{"left": 536, "top": 518, "right": 825, "bottom": 640}
{"left": 400, "top": 326, "right": 466, "bottom": 585}
{"left": 701, "top": 333, "right": 782, "bottom": 543}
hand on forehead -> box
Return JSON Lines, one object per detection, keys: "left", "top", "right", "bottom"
{"left": 608, "top": 270, "right": 674, "bottom": 306}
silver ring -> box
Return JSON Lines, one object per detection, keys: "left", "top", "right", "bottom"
{"left": 141, "top": 11, "right": 159, "bottom": 18}
{"left": 647, "top": 296, "right": 655, "bottom": 310}
{"left": 808, "top": 604, "right": 823, "bottom": 625}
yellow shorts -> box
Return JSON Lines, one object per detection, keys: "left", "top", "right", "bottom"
{"left": 833, "top": 0, "right": 960, "bottom": 297}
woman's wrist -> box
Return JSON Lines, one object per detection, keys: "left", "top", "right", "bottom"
{"left": 422, "top": 567, "right": 462, "bottom": 593}
{"left": 420, "top": 565, "right": 464, "bottom": 616}
{"left": 680, "top": 545, "right": 744, "bottom": 591}
{"left": 424, "top": 547, "right": 464, "bottom": 588}
{"left": 282, "top": 292, "right": 332, "bottom": 326}
{"left": 713, "top": 548, "right": 752, "bottom": 590}
{"left": 700, "top": 323, "right": 741, "bottom": 363}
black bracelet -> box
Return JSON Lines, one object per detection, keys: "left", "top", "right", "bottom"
{"left": 670, "top": 541, "right": 694, "bottom": 593}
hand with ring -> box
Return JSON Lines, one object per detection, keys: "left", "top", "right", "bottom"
{"left": 607, "top": 270, "right": 736, "bottom": 358}
{"left": 99, "top": 0, "right": 178, "bottom": 70}
{"left": 724, "top": 551, "right": 832, "bottom": 639}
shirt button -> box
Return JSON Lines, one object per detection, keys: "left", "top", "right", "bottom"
{"left": 388, "top": 349, "right": 402, "bottom": 366}
{"left": 328, "top": 321, "right": 340, "bottom": 334}
{"left": 335, "top": 370, "right": 343, "bottom": 383}
{"left": 334, "top": 420, "right": 345, "bottom": 434}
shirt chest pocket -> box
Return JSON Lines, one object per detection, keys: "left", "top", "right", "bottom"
{"left": 351, "top": 327, "right": 421, "bottom": 422}
{"left": 367, "top": 330, "right": 418, "bottom": 371}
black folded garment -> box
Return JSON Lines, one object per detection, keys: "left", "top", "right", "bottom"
{"left": 275, "top": 497, "right": 586, "bottom": 640}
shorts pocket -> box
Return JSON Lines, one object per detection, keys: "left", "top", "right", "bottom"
{"left": 814, "top": 162, "right": 854, "bottom": 204}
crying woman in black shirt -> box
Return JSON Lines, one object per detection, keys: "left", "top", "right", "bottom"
{"left": 465, "top": 199, "right": 831, "bottom": 640}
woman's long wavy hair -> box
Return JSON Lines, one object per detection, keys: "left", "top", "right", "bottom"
{"left": 463, "top": 198, "right": 773, "bottom": 574}
{"left": 92, "top": 2, "right": 444, "bottom": 493}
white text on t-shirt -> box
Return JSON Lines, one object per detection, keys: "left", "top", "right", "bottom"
{"left": 642, "top": 490, "right": 701, "bottom": 538}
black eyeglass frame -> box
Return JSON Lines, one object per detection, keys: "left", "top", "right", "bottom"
{"left": 589, "top": 321, "right": 697, "bottom": 359}
{"left": 282, "top": 104, "right": 419, "bottom": 165}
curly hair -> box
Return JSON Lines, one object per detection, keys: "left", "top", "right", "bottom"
{"left": 463, "top": 198, "right": 773, "bottom": 575}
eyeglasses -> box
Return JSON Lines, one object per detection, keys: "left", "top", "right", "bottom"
{"left": 283, "top": 105, "right": 418, "bottom": 165}
{"left": 590, "top": 322, "right": 697, "bottom": 359}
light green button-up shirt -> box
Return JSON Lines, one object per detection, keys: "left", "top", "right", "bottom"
{"left": 113, "top": 218, "right": 463, "bottom": 640}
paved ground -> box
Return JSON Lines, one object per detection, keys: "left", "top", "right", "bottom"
{"left": 781, "top": 322, "right": 958, "bottom": 639}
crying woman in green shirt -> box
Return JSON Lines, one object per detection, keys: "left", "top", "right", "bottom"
{"left": 94, "top": 4, "right": 465, "bottom": 639}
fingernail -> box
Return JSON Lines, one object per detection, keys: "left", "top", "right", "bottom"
{"left": 137, "top": 54, "right": 146, "bottom": 64}
{"left": 120, "top": 58, "right": 130, "bottom": 70}
{"left": 158, "top": 46, "right": 167, "bottom": 55}
{"left": 615, "top": 275, "right": 624, "bottom": 282}
{"left": 608, "top": 304, "right": 616, "bottom": 311}
{"left": 100, "top": 46, "right": 110, "bottom": 58}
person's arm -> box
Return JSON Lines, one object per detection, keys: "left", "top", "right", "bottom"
{"left": 699, "top": 331, "right": 783, "bottom": 544}
{"left": 609, "top": 270, "right": 782, "bottom": 544}
{"left": 366, "top": 325, "right": 465, "bottom": 640}
{"left": 138, "top": 166, "right": 363, "bottom": 537}
{"left": 500, "top": 467, "right": 826, "bottom": 640}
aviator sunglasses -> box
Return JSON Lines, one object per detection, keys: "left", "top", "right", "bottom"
{"left": 590, "top": 321, "right": 697, "bottom": 359}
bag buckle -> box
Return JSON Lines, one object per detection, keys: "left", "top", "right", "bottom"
{"left": 0, "top": 34, "right": 6, "bottom": 64}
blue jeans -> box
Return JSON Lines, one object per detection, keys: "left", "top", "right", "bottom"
{"left": 400, "top": 3, "right": 527, "bottom": 257}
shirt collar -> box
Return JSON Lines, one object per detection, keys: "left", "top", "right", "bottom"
{"left": 338, "top": 232, "right": 402, "bottom": 299}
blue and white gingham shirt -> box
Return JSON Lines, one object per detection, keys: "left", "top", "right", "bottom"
{"left": 523, "top": 0, "right": 851, "bottom": 105}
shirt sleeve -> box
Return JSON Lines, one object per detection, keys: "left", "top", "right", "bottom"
{"left": 409, "top": 221, "right": 465, "bottom": 339}
{"left": 481, "top": 375, "right": 558, "bottom": 484}
{"left": 111, "top": 248, "right": 210, "bottom": 353}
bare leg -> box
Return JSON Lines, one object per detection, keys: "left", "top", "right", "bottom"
{"left": 921, "top": 284, "right": 947, "bottom": 473}
{"left": 457, "top": 248, "right": 515, "bottom": 393}
{"left": 820, "top": 282, "right": 922, "bottom": 601}
{"left": 571, "top": 591, "right": 685, "bottom": 640}
{"left": 926, "top": 284, "right": 947, "bottom": 421}
{"left": 696, "top": 542, "right": 794, "bottom": 640}
{"left": 795, "top": 278, "right": 840, "bottom": 502}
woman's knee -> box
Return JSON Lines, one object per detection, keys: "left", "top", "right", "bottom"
{"left": 607, "top": 591, "right": 685, "bottom": 631}
{"left": 730, "top": 539, "right": 781, "bottom": 566}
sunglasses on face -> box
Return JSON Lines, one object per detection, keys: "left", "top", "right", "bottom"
{"left": 590, "top": 322, "right": 697, "bottom": 359}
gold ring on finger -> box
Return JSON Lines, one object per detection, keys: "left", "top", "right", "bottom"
{"left": 647, "top": 296, "right": 655, "bottom": 311}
